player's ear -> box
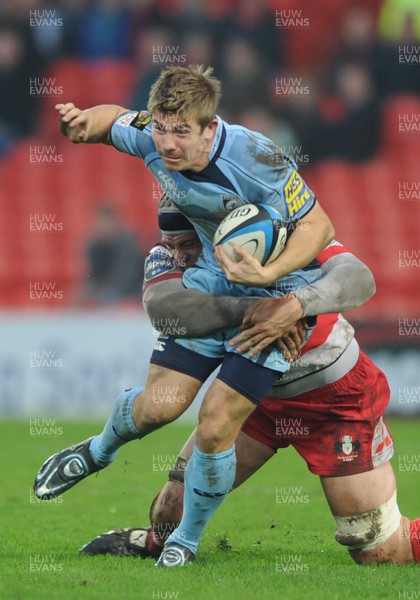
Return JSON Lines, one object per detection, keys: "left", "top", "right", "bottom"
{"left": 205, "top": 118, "right": 218, "bottom": 139}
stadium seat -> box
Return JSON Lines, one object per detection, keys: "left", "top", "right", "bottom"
{"left": 277, "top": 0, "right": 382, "bottom": 70}
{"left": 38, "top": 59, "right": 136, "bottom": 139}
{"left": 305, "top": 160, "right": 360, "bottom": 246}
{"left": 305, "top": 152, "right": 420, "bottom": 320}
{"left": 0, "top": 131, "right": 162, "bottom": 308}
{"left": 381, "top": 95, "right": 420, "bottom": 156}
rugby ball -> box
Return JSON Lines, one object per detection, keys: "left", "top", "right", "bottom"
{"left": 213, "top": 204, "right": 287, "bottom": 265}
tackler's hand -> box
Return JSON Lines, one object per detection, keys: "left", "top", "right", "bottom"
{"left": 229, "top": 295, "right": 305, "bottom": 356}
{"left": 275, "top": 319, "right": 307, "bottom": 362}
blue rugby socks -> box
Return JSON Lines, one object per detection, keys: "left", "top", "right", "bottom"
{"left": 166, "top": 445, "right": 236, "bottom": 554}
{"left": 89, "top": 386, "right": 143, "bottom": 467}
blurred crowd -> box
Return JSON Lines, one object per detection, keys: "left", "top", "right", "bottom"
{"left": 77, "top": 203, "right": 145, "bottom": 306}
{"left": 1, "top": 0, "right": 420, "bottom": 162}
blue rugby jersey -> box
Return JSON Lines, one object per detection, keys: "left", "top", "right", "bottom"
{"left": 110, "top": 111, "right": 316, "bottom": 280}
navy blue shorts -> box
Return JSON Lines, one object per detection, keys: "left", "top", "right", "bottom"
{"left": 150, "top": 337, "right": 279, "bottom": 405}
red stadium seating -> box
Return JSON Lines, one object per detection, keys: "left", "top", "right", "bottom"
{"left": 38, "top": 59, "right": 136, "bottom": 140}
{"left": 304, "top": 156, "right": 420, "bottom": 320}
{"left": 381, "top": 95, "right": 420, "bottom": 159}
{"left": 269, "top": 0, "right": 383, "bottom": 71}
{"left": 1, "top": 60, "right": 419, "bottom": 328}
{"left": 0, "top": 134, "right": 159, "bottom": 308}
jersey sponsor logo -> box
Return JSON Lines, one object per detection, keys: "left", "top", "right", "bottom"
{"left": 117, "top": 111, "right": 138, "bottom": 127}
{"left": 284, "top": 170, "right": 312, "bottom": 218}
{"left": 130, "top": 111, "right": 152, "bottom": 130}
{"left": 334, "top": 435, "right": 360, "bottom": 462}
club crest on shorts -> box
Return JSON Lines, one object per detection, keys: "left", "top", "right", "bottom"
{"left": 334, "top": 435, "right": 360, "bottom": 462}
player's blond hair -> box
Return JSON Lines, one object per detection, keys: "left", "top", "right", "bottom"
{"left": 147, "top": 65, "right": 221, "bottom": 129}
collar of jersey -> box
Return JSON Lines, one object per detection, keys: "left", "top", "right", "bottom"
{"left": 207, "top": 116, "right": 225, "bottom": 165}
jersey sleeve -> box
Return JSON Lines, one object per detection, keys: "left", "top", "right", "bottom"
{"left": 316, "top": 240, "right": 351, "bottom": 265}
{"left": 142, "top": 243, "right": 183, "bottom": 293}
{"left": 277, "top": 167, "right": 316, "bottom": 223}
{"left": 231, "top": 128, "right": 316, "bottom": 223}
{"left": 110, "top": 110, "right": 156, "bottom": 160}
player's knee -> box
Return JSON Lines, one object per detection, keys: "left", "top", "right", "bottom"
{"left": 152, "top": 485, "right": 182, "bottom": 523}
{"left": 198, "top": 403, "right": 240, "bottom": 449}
{"left": 197, "top": 418, "right": 228, "bottom": 452}
{"left": 333, "top": 491, "right": 401, "bottom": 563}
{"left": 350, "top": 515, "right": 413, "bottom": 565}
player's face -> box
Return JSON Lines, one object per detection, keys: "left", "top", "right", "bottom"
{"left": 152, "top": 112, "right": 218, "bottom": 172}
{"left": 162, "top": 232, "right": 202, "bottom": 269}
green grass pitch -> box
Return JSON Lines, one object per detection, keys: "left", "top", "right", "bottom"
{"left": 2, "top": 418, "right": 419, "bottom": 600}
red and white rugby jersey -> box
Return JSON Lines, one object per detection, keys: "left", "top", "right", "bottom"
{"left": 270, "top": 240, "right": 359, "bottom": 397}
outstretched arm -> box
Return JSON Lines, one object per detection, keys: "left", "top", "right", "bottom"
{"left": 55, "top": 103, "right": 129, "bottom": 144}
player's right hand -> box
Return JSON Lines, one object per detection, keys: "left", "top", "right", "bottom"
{"left": 55, "top": 103, "right": 89, "bottom": 143}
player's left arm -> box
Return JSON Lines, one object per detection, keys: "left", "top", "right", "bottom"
{"left": 215, "top": 200, "right": 334, "bottom": 287}
{"left": 229, "top": 246, "right": 376, "bottom": 355}
{"left": 142, "top": 242, "right": 260, "bottom": 336}
{"left": 266, "top": 200, "right": 334, "bottom": 282}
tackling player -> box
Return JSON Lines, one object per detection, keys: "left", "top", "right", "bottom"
{"left": 36, "top": 200, "right": 420, "bottom": 565}
{"left": 38, "top": 65, "right": 336, "bottom": 566}
{"left": 86, "top": 206, "right": 420, "bottom": 565}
